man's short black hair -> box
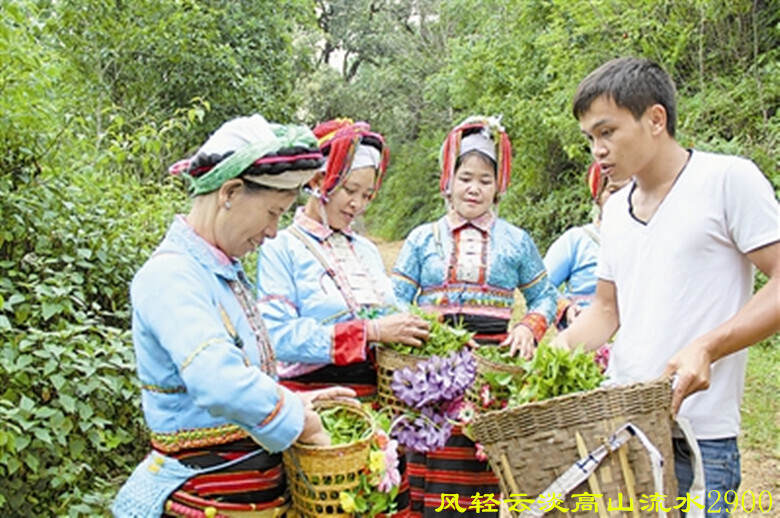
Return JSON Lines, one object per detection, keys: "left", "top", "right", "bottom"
{"left": 573, "top": 57, "right": 678, "bottom": 137}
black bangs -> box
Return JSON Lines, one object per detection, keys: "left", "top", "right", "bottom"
{"left": 359, "top": 134, "right": 384, "bottom": 153}
{"left": 460, "top": 126, "right": 487, "bottom": 139}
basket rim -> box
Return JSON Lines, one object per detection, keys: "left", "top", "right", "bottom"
{"left": 472, "top": 377, "right": 673, "bottom": 427}
{"left": 291, "top": 399, "right": 375, "bottom": 452}
{"left": 474, "top": 344, "right": 526, "bottom": 373}
{"left": 375, "top": 344, "right": 468, "bottom": 361}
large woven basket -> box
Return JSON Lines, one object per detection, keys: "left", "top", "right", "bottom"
{"left": 375, "top": 346, "right": 430, "bottom": 416}
{"left": 466, "top": 345, "right": 526, "bottom": 409}
{"left": 283, "top": 400, "right": 375, "bottom": 517}
{"left": 470, "top": 379, "right": 677, "bottom": 517}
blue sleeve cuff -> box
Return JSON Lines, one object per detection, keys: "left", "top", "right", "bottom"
{"left": 247, "top": 385, "right": 304, "bottom": 453}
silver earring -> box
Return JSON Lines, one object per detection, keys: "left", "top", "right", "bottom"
{"left": 224, "top": 201, "right": 231, "bottom": 209}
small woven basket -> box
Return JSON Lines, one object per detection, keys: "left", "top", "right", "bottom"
{"left": 283, "top": 400, "right": 375, "bottom": 517}
{"left": 375, "top": 346, "right": 430, "bottom": 416}
{"left": 467, "top": 345, "right": 526, "bottom": 409}
{"left": 470, "top": 378, "right": 677, "bottom": 517}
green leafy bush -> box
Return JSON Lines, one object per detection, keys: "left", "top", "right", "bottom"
{"left": 0, "top": 165, "right": 186, "bottom": 514}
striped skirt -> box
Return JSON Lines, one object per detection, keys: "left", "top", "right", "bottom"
{"left": 161, "top": 438, "right": 289, "bottom": 517}
{"left": 407, "top": 427, "right": 500, "bottom": 517}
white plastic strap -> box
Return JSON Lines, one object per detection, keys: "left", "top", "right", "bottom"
{"left": 519, "top": 422, "right": 665, "bottom": 518}
{"left": 675, "top": 416, "right": 706, "bottom": 518}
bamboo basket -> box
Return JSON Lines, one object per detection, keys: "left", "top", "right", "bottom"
{"left": 283, "top": 400, "right": 375, "bottom": 517}
{"left": 470, "top": 379, "right": 678, "bottom": 517}
{"left": 374, "top": 346, "right": 430, "bottom": 416}
{"left": 466, "top": 345, "right": 526, "bottom": 409}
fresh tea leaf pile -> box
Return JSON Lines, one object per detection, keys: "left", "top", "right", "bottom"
{"left": 383, "top": 308, "right": 473, "bottom": 356}
{"left": 474, "top": 341, "right": 606, "bottom": 410}
{"left": 474, "top": 344, "right": 528, "bottom": 367}
{"left": 510, "top": 342, "right": 606, "bottom": 406}
{"left": 319, "top": 406, "right": 371, "bottom": 445}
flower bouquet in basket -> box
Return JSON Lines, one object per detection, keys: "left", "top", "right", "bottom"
{"left": 335, "top": 408, "right": 404, "bottom": 518}
{"left": 283, "top": 400, "right": 402, "bottom": 518}
{"left": 375, "top": 309, "right": 475, "bottom": 418}
{"left": 375, "top": 309, "right": 479, "bottom": 453}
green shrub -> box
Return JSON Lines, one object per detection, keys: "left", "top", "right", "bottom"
{"left": 0, "top": 165, "right": 186, "bottom": 515}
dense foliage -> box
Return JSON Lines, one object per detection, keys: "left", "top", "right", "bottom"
{"left": 349, "top": 0, "right": 779, "bottom": 249}
{"left": 1, "top": 0, "right": 776, "bottom": 514}
{"left": 1, "top": 0, "right": 313, "bottom": 514}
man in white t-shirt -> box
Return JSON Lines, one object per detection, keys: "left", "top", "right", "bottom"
{"left": 555, "top": 57, "right": 779, "bottom": 515}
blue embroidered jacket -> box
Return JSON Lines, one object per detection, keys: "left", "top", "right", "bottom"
{"left": 131, "top": 216, "right": 303, "bottom": 454}
{"left": 392, "top": 213, "right": 557, "bottom": 341}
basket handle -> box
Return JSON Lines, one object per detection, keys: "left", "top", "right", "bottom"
{"left": 518, "top": 422, "right": 665, "bottom": 518}
{"left": 287, "top": 448, "right": 320, "bottom": 499}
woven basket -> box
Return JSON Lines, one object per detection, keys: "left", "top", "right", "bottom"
{"left": 467, "top": 345, "right": 526, "bottom": 409}
{"left": 283, "top": 400, "right": 375, "bottom": 517}
{"left": 375, "top": 346, "right": 430, "bottom": 416}
{"left": 470, "top": 379, "right": 677, "bottom": 517}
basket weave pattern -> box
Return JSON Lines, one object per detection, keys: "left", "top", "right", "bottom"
{"left": 466, "top": 346, "right": 526, "bottom": 408}
{"left": 375, "top": 346, "right": 429, "bottom": 416}
{"left": 470, "top": 379, "right": 677, "bottom": 517}
{"left": 283, "top": 401, "right": 374, "bottom": 517}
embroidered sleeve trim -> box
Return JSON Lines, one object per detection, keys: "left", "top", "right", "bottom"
{"left": 518, "top": 270, "right": 547, "bottom": 290}
{"left": 555, "top": 297, "right": 572, "bottom": 327}
{"left": 259, "top": 388, "right": 285, "bottom": 427}
{"left": 332, "top": 320, "right": 368, "bottom": 365}
{"left": 391, "top": 271, "right": 420, "bottom": 288}
{"left": 180, "top": 338, "right": 224, "bottom": 371}
{"left": 517, "top": 312, "right": 548, "bottom": 344}
{"left": 141, "top": 383, "right": 187, "bottom": 394}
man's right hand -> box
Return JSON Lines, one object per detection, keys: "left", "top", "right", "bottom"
{"left": 550, "top": 332, "right": 572, "bottom": 351}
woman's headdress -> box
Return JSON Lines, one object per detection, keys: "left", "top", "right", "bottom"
{"left": 439, "top": 115, "right": 512, "bottom": 199}
{"left": 586, "top": 162, "right": 604, "bottom": 201}
{"left": 169, "top": 114, "right": 323, "bottom": 195}
{"left": 311, "top": 118, "right": 389, "bottom": 201}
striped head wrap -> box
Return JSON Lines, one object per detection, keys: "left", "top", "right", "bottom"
{"left": 439, "top": 115, "right": 512, "bottom": 199}
{"left": 311, "top": 119, "right": 390, "bottom": 202}
{"left": 169, "top": 114, "right": 323, "bottom": 195}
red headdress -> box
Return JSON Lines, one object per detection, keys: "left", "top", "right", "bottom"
{"left": 439, "top": 115, "right": 512, "bottom": 199}
{"left": 586, "top": 162, "right": 603, "bottom": 200}
{"left": 312, "top": 118, "right": 390, "bottom": 201}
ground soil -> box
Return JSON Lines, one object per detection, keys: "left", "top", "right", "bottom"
{"left": 372, "top": 237, "right": 779, "bottom": 515}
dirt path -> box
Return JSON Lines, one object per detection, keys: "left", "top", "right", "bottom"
{"left": 372, "top": 237, "right": 778, "bottom": 514}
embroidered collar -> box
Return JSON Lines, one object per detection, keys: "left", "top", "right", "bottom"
{"left": 446, "top": 210, "right": 495, "bottom": 232}
{"left": 163, "top": 215, "right": 244, "bottom": 281}
{"left": 293, "top": 206, "right": 355, "bottom": 242}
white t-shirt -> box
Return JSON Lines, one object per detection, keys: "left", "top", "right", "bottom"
{"left": 597, "top": 150, "right": 779, "bottom": 439}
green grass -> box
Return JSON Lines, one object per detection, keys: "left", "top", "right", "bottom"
{"left": 740, "top": 334, "right": 779, "bottom": 456}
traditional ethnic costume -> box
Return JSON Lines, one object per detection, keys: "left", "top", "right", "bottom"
{"left": 543, "top": 164, "right": 605, "bottom": 329}
{"left": 391, "top": 117, "right": 558, "bottom": 517}
{"left": 257, "top": 120, "right": 410, "bottom": 514}
{"left": 114, "top": 116, "right": 323, "bottom": 517}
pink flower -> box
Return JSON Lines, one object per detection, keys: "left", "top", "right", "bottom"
{"left": 378, "top": 439, "right": 401, "bottom": 493}
{"left": 594, "top": 345, "right": 610, "bottom": 373}
{"left": 479, "top": 383, "right": 494, "bottom": 408}
{"left": 374, "top": 429, "right": 390, "bottom": 449}
{"left": 474, "top": 442, "right": 488, "bottom": 462}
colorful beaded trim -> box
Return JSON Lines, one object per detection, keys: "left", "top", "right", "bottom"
{"left": 150, "top": 424, "right": 248, "bottom": 453}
